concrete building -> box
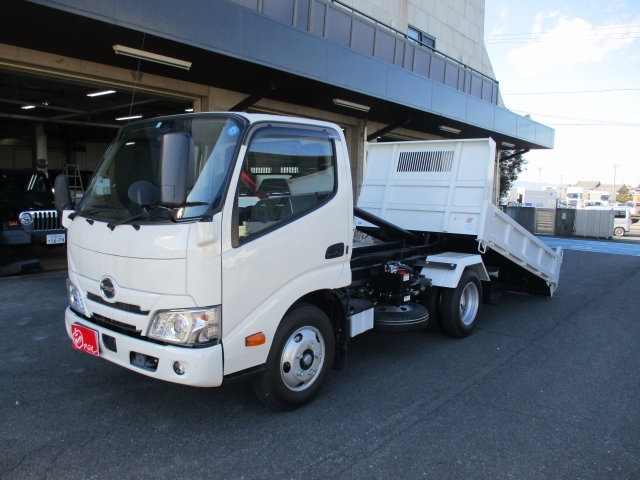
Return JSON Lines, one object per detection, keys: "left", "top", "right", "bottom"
{"left": 0, "top": 0, "right": 553, "bottom": 197}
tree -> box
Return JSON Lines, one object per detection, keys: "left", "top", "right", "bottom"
{"left": 499, "top": 150, "right": 528, "bottom": 197}
{"left": 617, "top": 185, "right": 630, "bottom": 203}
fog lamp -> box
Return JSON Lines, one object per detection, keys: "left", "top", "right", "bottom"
{"left": 173, "top": 361, "right": 186, "bottom": 375}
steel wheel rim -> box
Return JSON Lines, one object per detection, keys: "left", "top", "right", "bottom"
{"left": 460, "top": 282, "right": 479, "bottom": 326}
{"left": 280, "top": 326, "right": 325, "bottom": 392}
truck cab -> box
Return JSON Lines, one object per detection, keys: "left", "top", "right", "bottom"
{"left": 62, "top": 113, "right": 353, "bottom": 407}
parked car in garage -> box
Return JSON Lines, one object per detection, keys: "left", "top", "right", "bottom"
{"left": 0, "top": 169, "right": 66, "bottom": 263}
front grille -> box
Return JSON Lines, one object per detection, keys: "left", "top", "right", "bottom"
{"left": 86, "top": 292, "right": 150, "bottom": 315}
{"left": 91, "top": 312, "right": 142, "bottom": 336}
{"left": 32, "top": 210, "right": 62, "bottom": 231}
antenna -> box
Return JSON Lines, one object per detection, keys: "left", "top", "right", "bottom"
{"left": 127, "top": 33, "right": 146, "bottom": 123}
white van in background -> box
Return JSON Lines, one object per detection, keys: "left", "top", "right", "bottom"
{"left": 613, "top": 208, "right": 632, "bottom": 236}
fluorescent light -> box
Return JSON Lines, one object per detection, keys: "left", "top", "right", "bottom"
{"left": 21, "top": 105, "right": 35, "bottom": 110}
{"left": 333, "top": 99, "right": 370, "bottom": 112}
{"left": 438, "top": 125, "right": 461, "bottom": 134}
{"left": 185, "top": 108, "right": 194, "bottom": 112}
{"left": 501, "top": 142, "right": 515, "bottom": 148}
{"left": 113, "top": 45, "right": 192, "bottom": 70}
{"left": 116, "top": 115, "right": 143, "bottom": 121}
{"left": 87, "top": 90, "right": 116, "bottom": 97}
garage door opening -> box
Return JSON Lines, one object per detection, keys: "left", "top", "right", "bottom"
{"left": 0, "top": 70, "right": 193, "bottom": 271}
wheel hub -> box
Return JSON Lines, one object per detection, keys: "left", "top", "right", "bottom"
{"left": 280, "top": 327, "right": 325, "bottom": 391}
{"left": 459, "top": 283, "right": 479, "bottom": 326}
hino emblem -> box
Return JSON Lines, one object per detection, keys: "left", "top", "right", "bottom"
{"left": 100, "top": 277, "right": 116, "bottom": 300}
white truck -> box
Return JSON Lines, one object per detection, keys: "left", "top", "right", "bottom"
{"left": 55, "top": 113, "right": 563, "bottom": 410}
{"left": 523, "top": 190, "right": 557, "bottom": 208}
{"left": 566, "top": 186, "right": 584, "bottom": 208}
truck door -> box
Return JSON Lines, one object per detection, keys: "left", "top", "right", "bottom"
{"left": 220, "top": 124, "right": 352, "bottom": 375}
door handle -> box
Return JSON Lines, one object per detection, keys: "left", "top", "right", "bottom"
{"left": 325, "top": 242, "right": 345, "bottom": 259}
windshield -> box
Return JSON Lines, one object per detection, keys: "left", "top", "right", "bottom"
{"left": 78, "top": 115, "right": 244, "bottom": 221}
{"left": 567, "top": 193, "right": 581, "bottom": 199}
{"left": 0, "top": 172, "right": 49, "bottom": 194}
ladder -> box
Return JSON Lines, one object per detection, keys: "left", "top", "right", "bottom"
{"left": 64, "top": 164, "right": 84, "bottom": 201}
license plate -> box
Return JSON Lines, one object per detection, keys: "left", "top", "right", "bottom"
{"left": 46, "top": 233, "right": 66, "bottom": 244}
{"left": 71, "top": 324, "right": 99, "bottom": 356}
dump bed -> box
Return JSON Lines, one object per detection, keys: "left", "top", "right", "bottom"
{"left": 357, "top": 138, "right": 562, "bottom": 294}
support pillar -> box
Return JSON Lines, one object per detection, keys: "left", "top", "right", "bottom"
{"left": 33, "top": 123, "right": 47, "bottom": 175}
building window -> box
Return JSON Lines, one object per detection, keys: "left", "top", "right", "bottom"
{"left": 407, "top": 25, "right": 435, "bottom": 50}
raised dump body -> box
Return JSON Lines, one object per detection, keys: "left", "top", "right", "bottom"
{"left": 357, "top": 138, "right": 563, "bottom": 296}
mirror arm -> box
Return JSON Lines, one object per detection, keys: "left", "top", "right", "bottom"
{"left": 167, "top": 208, "right": 204, "bottom": 224}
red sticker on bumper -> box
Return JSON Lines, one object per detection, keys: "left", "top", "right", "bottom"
{"left": 71, "top": 323, "right": 99, "bottom": 357}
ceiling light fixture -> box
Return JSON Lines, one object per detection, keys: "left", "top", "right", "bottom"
{"left": 333, "top": 99, "right": 370, "bottom": 112}
{"left": 21, "top": 105, "right": 36, "bottom": 110}
{"left": 87, "top": 90, "right": 116, "bottom": 97}
{"left": 438, "top": 125, "right": 461, "bottom": 134}
{"left": 501, "top": 141, "right": 515, "bottom": 148}
{"left": 113, "top": 45, "right": 192, "bottom": 70}
{"left": 116, "top": 115, "right": 143, "bottom": 121}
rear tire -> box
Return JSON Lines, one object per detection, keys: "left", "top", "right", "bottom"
{"left": 614, "top": 227, "right": 625, "bottom": 236}
{"left": 252, "top": 304, "right": 334, "bottom": 411}
{"left": 439, "top": 269, "right": 482, "bottom": 338}
{"left": 423, "top": 287, "right": 443, "bottom": 334}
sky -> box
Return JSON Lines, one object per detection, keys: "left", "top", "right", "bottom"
{"left": 484, "top": 0, "right": 640, "bottom": 190}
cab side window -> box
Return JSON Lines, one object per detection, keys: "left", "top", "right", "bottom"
{"left": 236, "top": 127, "right": 336, "bottom": 242}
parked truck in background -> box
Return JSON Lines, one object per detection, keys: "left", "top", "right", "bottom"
{"left": 566, "top": 186, "right": 584, "bottom": 208}
{"left": 523, "top": 190, "right": 557, "bottom": 208}
{"left": 56, "top": 113, "right": 562, "bottom": 410}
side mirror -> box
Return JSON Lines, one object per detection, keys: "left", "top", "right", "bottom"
{"left": 159, "top": 132, "right": 194, "bottom": 208}
{"left": 54, "top": 174, "right": 74, "bottom": 213}
{"left": 128, "top": 181, "right": 158, "bottom": 207}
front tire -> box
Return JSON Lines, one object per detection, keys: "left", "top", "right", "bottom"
{"left": 614, "top": 227, "right": 625, "bottom": 236}
{"left": 252, "top": 304, "right": 334, "bottom": 411}
{"left": 439, "top": 269, "right": 482, "bottom": 338}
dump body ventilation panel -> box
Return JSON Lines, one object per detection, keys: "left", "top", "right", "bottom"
{"left": 397, "top": 150, "right": 454, "bottom": 173}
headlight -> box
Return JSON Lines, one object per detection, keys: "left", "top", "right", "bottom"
{"left": 148, "top": 306, "right": 220, "bottom": 345}
{"left": 67, "top": 279, "right": 86, "bottom": 316}
{"left": 19, "top": 212, "right": 33, "bottom": 225}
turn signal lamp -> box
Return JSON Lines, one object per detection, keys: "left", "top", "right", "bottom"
{"left": 246, "top": 332, "right": 266, "bottom": 347}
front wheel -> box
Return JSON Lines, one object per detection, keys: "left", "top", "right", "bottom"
{"left": 614, "top": 226, "right": 625, "bottom": 237}
{"left": 439, "top": 269, "right": 482, "bottom": 338}
{"left": 252, "top": 304, "right": 334, "bottom": 411}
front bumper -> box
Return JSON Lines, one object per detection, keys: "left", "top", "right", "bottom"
{"left": 0, "top": 228, "right": 66, "bottom": 245}
{"left": 0, "top": 228, "right": 31, "bottom": 245}
{"left": 65, "top": 307, "right": 223, "bottom": 387}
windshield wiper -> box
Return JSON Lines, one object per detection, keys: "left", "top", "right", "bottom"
{"left": 106, "top": 206, "right": 167, "bottom": 231}
{"left": 69, "top": 205, "right": 122, "bottom": 220}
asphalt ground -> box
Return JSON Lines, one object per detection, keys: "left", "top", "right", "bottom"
{"left": 1, "top": 250, "right": 639, "bottom": 479}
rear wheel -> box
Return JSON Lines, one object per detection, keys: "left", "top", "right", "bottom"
{"left": 614, "top": 226, "right": 625, "bottom": 236}
{"left": 439, "top": 269, "right": 482, "bottom": 338}
{"left": 252, "top": 304, "right": 334, "bottom": 411}
{"left": 422, "top": 287, "right": 443, "bottom": 334}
